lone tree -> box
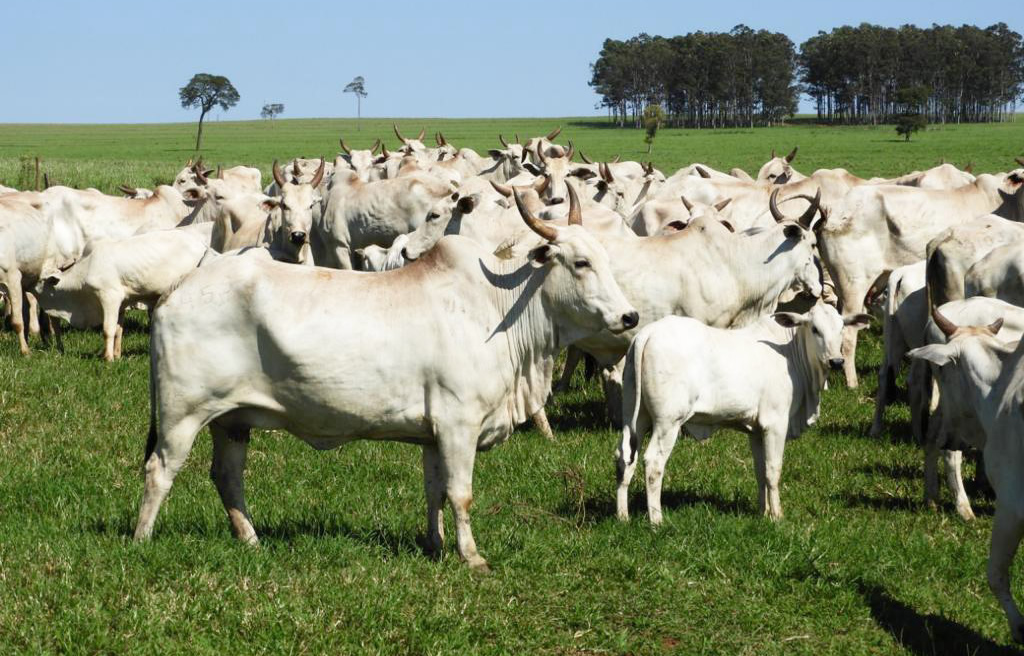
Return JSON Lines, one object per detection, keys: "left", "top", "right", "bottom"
{"left": 642, "top": 104, "right": 665, "bottom": 154}
{"left": 261, "top": 103, "right": 284, "bottom": 121}
{"left": 179, "top": 73, "right": 240, "bottom": 151}
{"left": 344, "top": 76, "right": 367, "bottom": 131}
{"left": 895, "top": 85, "right": 930, "bottom": 142}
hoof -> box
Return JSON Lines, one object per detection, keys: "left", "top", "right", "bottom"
{"left": 468, "top": 559, "right": 491, "bottom": 574}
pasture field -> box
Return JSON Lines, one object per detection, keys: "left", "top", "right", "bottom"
{"left": 1, "top": 118, "right": 1023, "bottom": 654}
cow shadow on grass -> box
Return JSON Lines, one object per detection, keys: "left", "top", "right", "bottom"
{"left": 548, "top": 398, "right": 612, "bottom": 432}
{"left": 858, "top": 582, "right": 1018, "bottom": 655}
{"left": 854, "top": 462, "right": 920, "bottom": 480}
{"left": 564, "top": 488, "right": 755, "bottom": 524}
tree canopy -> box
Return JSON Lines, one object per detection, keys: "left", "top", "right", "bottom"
{"left": 590, "top": 23, "right": 1024, "bottom": 128}
{"left": 179, "top": 73, "right": 239, "bottom": 150}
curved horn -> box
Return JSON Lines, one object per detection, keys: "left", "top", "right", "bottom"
{"left": 498, "top": 134, "right": 509, "bottom": 148}
{"left": 680, "top": 195, "right": 694, "bottom": 212}
{"left": 714, "top": 197, "right": 732, "bottom": 212}
{"left": 515, "top": 133, "right": 520, "bottom": 144}
{"left": 770, "top": 148, "right": 776, "bottom": 159}
{"left": 272, "top": 160, "right": 286, "bottom": 188}
{"left": 695, "top": 165, "right": 710, "bottom": 179}
{"left": 514, "top": 189, "right": 558, "bottom": 241}
{"left": 339, "top": 139, "right": 352, "bottom": 155}
{"left": 644, "top": 161, "right": 654, "bottom": 175}
{"left": 381, "top": 144, "right": 391, "bottom": 158}
{"left": 797, "top": 188, "right": 822, "bottom": 228}
{"left": 437, "top": 131, "right": 448, "bottom": 146}
{"left": 545, "top": 126, "right": 561, "bottom": 141}
{"left": 579, "top": 150, "right": 593, "bottom": 164}
{"left": 370, "top": 139, "right": 381, "bottom": 154}
{"left": 393, "top": 123, "right": 406, "bottom": 142}
{"left": 1016, "top": 157, "right": 1024, "bottom": 168}
{"left": 932, "top": 307, "right": 959, "bottom": 338}
{"left": 416, "top": 128, "right": 425, "bottom": 141}
{"left": 490, "top": 181, "right": 513, "bottom": 198}
{"left": 610, "top": 155, "right": 620, "bottom": 164}
{"left": 769, "top": 188, "right": 786, "bottom": 223}
{"left": 785, "top": 146, "right": 799, "bottom": 163}
{"left": 564, "top": 140, "right": 575, "bottom": 161}
{"left": 309, "top": 157, "right": 326, "bottom": 189}
{"left": 535, "top": 142, "right": 547, "bottom": 165}
{"left": 603, "top": 161, "right": 615, "bottom": 183}
{"left": 964, "top": 161, "right": 974, "bottom": 174}
{"left": 216, "top": 165, "right": 223, "bottom": 179}
{"left": 566, "top": 183, "right": 582, "bottom": 226}
{"left": 118, "top": 184, "right": 135, "bottom": 196}
{"left": 194, "top": 165, "right": 208, "bottom": 185}
{"left": 533, "top": 174, "right": 550, "bottom": 194}
{"left": 292, "top": 160, "right": 301, "bottom": 176}
{"left": 434, "top": 132, "right": 442, "bottom": 146}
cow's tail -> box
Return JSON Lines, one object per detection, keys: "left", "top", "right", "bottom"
{"left": 621, "top": 330, "right": 650, "bottom": 465}
{"left": 144, "top": 322, "right": 159, "bottom": 468}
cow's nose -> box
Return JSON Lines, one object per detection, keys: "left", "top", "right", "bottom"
{"left": 549, "top": 197, "right": 564, "bottom": 205}
{"left": 622, "top": 311, "right": 639, "bottom": 330}
{"left": 289, "top": 231, "right": 307, "bottom": 245}
{"left": 401, "top": 247, "right": 411, "bottom": 261}
{"left": 829, "top": 358, "right": 845, "bottom": 370}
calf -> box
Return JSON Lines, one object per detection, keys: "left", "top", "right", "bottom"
{"left": 34, "top": 227, "right": 209, "bottom": 360}
{"left": 616, "top": 304, "right": 869, "bottom": 523}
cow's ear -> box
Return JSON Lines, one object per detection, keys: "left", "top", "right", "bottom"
{"left": 773, "top": 312, "right": 808, "bottom": 328}
{"left": 908, "top": 344, "right": 955, "bottom": 367}
{"left": 664, "top": 220, "right": 688, "bottom": 232}
{"left": 527, "top": 243, "right": 559, "bottom": 267}
{"left": 261, "top": 197, "right": 281, "bottom": 212}
{"left": 487, "top": 149, "right": 503, "bottom": 158}
{"left": 783, "top": 223, "right": 803, "bottom": 240}
{"left": 523, "top": 162, "right": 543, "bottom": 176}
{"left": 182, "top": 188, "right": 203, "bottom": 200}
{"left": 44, "top": 273, "right": 61, "bottom": 286}
{"left": 843, "top": 313, "right": 872, "bottom": 329}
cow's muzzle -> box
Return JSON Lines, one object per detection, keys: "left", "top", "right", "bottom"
{"left": 290, "top": 231, "right": 307, "bottom": 245}
{"left": 621, "top": 311, "right": 639, "bottom": 330}
{"left": 828, "top": 358, "right": 845, "bottom": 371}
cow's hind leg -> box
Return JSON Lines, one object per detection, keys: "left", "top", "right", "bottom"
{"left": 99, "top": 292, "right": 122, "bottom": 361}
{"left": 761, "top": 426, "right": 787, "bottom": 519}
{"left": 615, "top": 407, "right": 651, "bottom": 521}
{"left": 437, "top": 436, "right": 487, "bottom": 570}
{"left": 209, "top": 423, "right": 258, "bottom": 544}
{"left": 554, "top": 346, "right": 584, "bottom": 393}
{"left": 836, "top": 281, "right": 872, "bottom": 387}
{"left": 943, "top": 449, "right": 975, "bottom": 521}
{"left": 643, "top": 418, "right": 683, "bottom": 525}
{"left": 133, "top": 416, "right": 204, "bottom": 541}
{"left": 4, "top": 271, "right": 29, "bottom": 354}
{"left": 421, "top": 445, "right": 445, "bottom": 558}
{"left": 748, "top": 432, "right": 769, "bottom": 515}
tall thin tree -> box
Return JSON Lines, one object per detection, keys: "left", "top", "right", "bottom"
{"left": 344, "top": 76, "right": 368, "bottom": 131}
{"left": 179, "top": 73, "right": 240, "bottom": 151}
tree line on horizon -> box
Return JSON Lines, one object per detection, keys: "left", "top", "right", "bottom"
{"left": 590, "top": 22, "right": 1024, "bottom": 129}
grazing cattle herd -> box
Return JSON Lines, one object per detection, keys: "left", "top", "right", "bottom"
{"left": 4, "top": 126, "right": 1024, "bottom": 640}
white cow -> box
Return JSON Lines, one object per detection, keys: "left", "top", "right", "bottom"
{"left": 34, "top": 227, "right": 210, "bottom": 360}
{"left": 133, "top": 200, "right": 637, "bottom": 571}
{"left": 616, "top": 304, "right": 870, "bottom": 522}
{"left": 756, "top": 147, "right": 804, "bottom": 184}
{"left": 909, "top": 311, "right": 1024, "bottom": 643}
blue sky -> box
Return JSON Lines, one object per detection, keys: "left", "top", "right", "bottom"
{"left": 1, "top": 0, "right": 1019, "bottom": 123}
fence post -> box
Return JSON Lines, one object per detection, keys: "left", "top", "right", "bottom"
{"left": 34, "top": 157, "right": 40, "bottom": 191}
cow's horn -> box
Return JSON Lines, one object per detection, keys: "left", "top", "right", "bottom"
{"left": 186, "top": 157, "right": 194, "bottom": 167}
{"left": 964, "top": 161, "right": 974, "bottom": 173}
{"left": 370, "top": 139, "right": 381, "bottom": 154}
{"left": 118, "top": 184, "right": 135, "bottom": 196}
{"left": 565, "top": 140, "right": 575, "bottom": 161}
{"left": 194, "top": 166, "right": 208, "bottom": 185}
{"left": 535, "top": 143, "right": 547, "bottom": 164}
{"left": 416, "top": 128, "right": 425, "bottom": 141}
{"left": 533, "top": 174, "right": 550, "bottom": 194}
{"left": 514, "top": 189, "right": 558, "bottom": 241}
{"left": 339, "top": 139, "right": 352, "bottom": 155}
{"left": 579, "top": 150, "right": 593, "bottom": 164}
{"left": 680, "top": 195, "right": 694, "bottom": 212}
{"left": 216, "top": 165, "right": 223, "bottom": 179}
{"left": 932, "top": 307, "right": 959, "bottom": 338}
{"left": 272, "top": 159, "right": 286, "bottom": 188}
{"left": 490, "top": 181, "right": 513, "bottom": 198}
{"left": 797, "top": 188, "right": 822, "bottom": 227}
{"left": 714, "top": 197, "right": 732, "bottom": 212}
{"left": 437, "top": 131, "right": 448, "bottom": 146}
{"left": 393, "top": 123, "right": 406, "bottom": 142}
{"left": 566, "top": 183, "right": 582, "bottom": 226}
{"left": 769, "top": 188, "right": 786, "bottom": 223}
{"left": 381, "top": 144, "right": 391, "bottom": 158}
{"left": 498, "top": 134, "right": 509, "bottom": 148}
{"left": 309, "top": 157, "right": 326, "bottom": 189}
{"left": 695, "top": 165, "right": 710, "bottom": 179}
{"left": 514, "top": 133, "right": 521, "bottom": 144}
{"left": 770, "top": 148, "right": 776, "bottom": 159}
{"left": 786, "top": 146, "right": 799, "bottom": 163}
{"left": 545, "top": 126, "right": 561, "bottom": 140}
{"left": 292, "top": 160, "right": 301, "bottom": 176}
{"left": 611, "top": 155, "right": 620, "bottom": 164}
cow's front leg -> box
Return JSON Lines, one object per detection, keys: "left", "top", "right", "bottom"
{"left": 438, "top": 437, "right": 487, "bottom": 571}
{"left": 209, "top": 424, "right": 258, "bottom": 545}
{"left": 421, "top": 445, "right": 445, "bottom": 558}
{"left": 989, "top": 504, "right": 1024, "bottom": 642}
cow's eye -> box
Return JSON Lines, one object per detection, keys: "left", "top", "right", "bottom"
{"left": 574, "top": 260, "right": 590, "bottom": 270}
{"left": 812, "top": 326, "right": 820, "bottom": 335}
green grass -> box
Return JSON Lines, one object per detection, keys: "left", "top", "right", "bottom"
{"left": 0, "top": 116, "right": 1022, "bottom": 194}
{"left": 2, "top": 118, "right": 1024, "bottom": 654}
